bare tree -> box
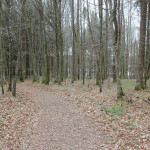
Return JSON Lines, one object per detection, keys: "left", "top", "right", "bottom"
{"left": 135, "top": 0, "right": 147, "bottom": 90}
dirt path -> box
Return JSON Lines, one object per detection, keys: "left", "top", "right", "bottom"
{"left": 17, "top": 81, "right": 111, "bottom": 150}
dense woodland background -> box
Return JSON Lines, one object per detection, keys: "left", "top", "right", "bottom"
{"left": 0, "top": 0, "right": 149, "bottom": 99}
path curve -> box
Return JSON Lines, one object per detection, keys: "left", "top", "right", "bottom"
{"left": 17, "top": 81, "right": 111, "bottom": 150}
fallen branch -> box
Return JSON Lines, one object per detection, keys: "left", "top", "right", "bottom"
{"left": 124, "top": 92, "right": 150, "bottom": 105}
{"left": 142, "top": 98, "right": 150, "bottom": 104}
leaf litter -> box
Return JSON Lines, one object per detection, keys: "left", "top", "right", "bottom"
{"left": 39, "top": 78, "right": 150, "bottom": 150}
{"left": 0, "top": 87, "right": 38, "bottom": 150}
{"left": 0, "top": 79, "right": 149, "bottom": 150}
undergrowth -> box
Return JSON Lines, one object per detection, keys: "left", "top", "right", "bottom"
{"left": 97, "top": 104, "right": 124, "bottom": 119}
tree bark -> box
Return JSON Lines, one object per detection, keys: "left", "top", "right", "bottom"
{"left": 71, "top": 0, "right": 75, "bottom": 83}
{"left": 145, "top": 0, "right": 150, "bottom": 87}
{"left": 0, "top": 0, "right": 4, "bottom": 94}
{"left": 7, "top": 0, "right": 12, "bottom": 92}
{"left": 135, "top": 0, "right": 147, "bottom": 90}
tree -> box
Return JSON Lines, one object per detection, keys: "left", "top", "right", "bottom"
{"left": 135, "top": 0, "right": 147, "bottom": 90}
{"left": 6, "top": 0, "right": 13, "bottom": 92}
{"left": 112, "top": 0, "right": 124, "bottom": 100}
{"left": 71, "top": 0, "right": 75, "bottom": 83}
{"left": 145, "top": 0, "right": 150, "bottom": 87}
{"left": 0, "top": 0, "right": 4, "bottom": 94}
{"left": 98, "top": 0, "right": 103, "bottom": 92}
{"left": 19, "top": 0, "right": 26, "bottom": 82}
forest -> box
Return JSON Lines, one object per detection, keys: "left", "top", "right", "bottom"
{"left": 0, "top": 0, "right": 150, "bottom": 149}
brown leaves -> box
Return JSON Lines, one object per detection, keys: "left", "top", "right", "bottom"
{"left": 0, "top": 91, "right": 36, "bottom": 150}
{"left": 41, "top": 79, "right": 150, "bottom": 150}
{"left": 1, "top": 79, "right": 150, "bottom": 149}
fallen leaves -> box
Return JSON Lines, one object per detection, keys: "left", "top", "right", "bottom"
{"left": 39, "top": 78, "right": 150, "bottom": 150}
{"left": 0, "top": 91, "right": 37, "bottom": 150}
{"left": 0, "top": 79, "right": 150, "bottom": 150}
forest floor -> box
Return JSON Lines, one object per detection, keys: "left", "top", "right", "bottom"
{"left": 0, "top": 79, "right": 150, "bottom": 150}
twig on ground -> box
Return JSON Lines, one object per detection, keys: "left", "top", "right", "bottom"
{"left": 125, "top": 92, "right": 150, "bottom": 105}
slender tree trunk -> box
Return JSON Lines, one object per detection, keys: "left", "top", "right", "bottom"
{"left": 76, "top": 0, "right": 80, "bottom": 80}
{"left": 86, "top": 0, "right": 97, "bottom": 85}
{"left": 82, "top": 4, "right": 86, "bottom": 85}
{"left": 135, "top": 0, "right": 147, "bottom": 90}
{"left": 0, "top": 0, "right": 4, "bottom": 94}
{"left": 7, "top": 1, "right": 12, "bottom": 92}
{"left": 54, "top": 0, "right": 60, "bottom": 83}
{"left": 145, "top": 0, "right": 150, "bottom": 87}
{"left": 83, "top": 29, "right": 85, "bottom": 85}
{"left": 12, "top": 53, "right": 19, "bottom": 97}
{"left": 108, "top": 0, "right": 117, "bottom": 82}
{"left": 71, "top": 0, "right": 75, "bottom": 83}
{"left": 113, "top": 0, "right": 124, "bottom": 100}
{"left": 98, "top": 0, "right": 103, "bottom": 92}
{"left": 19, "top": 0, "right": 26, "bottom": 82}
{"left": 105, "top": 0, "right": 108, "bottom": 80}
{"left": 59, "top": 0, "right": 64, "bottom": 83}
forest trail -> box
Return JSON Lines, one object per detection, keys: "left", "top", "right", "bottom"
{"left": 17, "top": 81, "right": 111, "bottom": 150}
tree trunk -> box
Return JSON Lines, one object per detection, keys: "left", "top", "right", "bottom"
{"left": 76, "top": 0, "right": 80, "bottom": 80}
{"left": 145, "top": 0, "right": 150, "bottom": 87}
{"left": 113, "top": 0, "right": 124, "bottom": 100}
{"left": 0, "top": 0, "right": 4, "bottom": 94}
{"left": 71, "top": 0, "right": 75, "bottom": 83}
{"left": 19, "top": 0, "right": 26, "bottom": 82}
{"left": 12, "top": 58, "right": 19, "bottom": 97}
{"left": 98, "top": 0, "right": 103, "bottom": 92}
{"left": 86, "top": 0, "right": 97, "bottom": 85}
{"left": 135, "top": 0, "right": 147, "bottom": 90}
{"left": 7, "top": 1, "right": 12, "bottom": 92}
{"left": 108, "top": 0, "right": 117, "bottom": 83}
